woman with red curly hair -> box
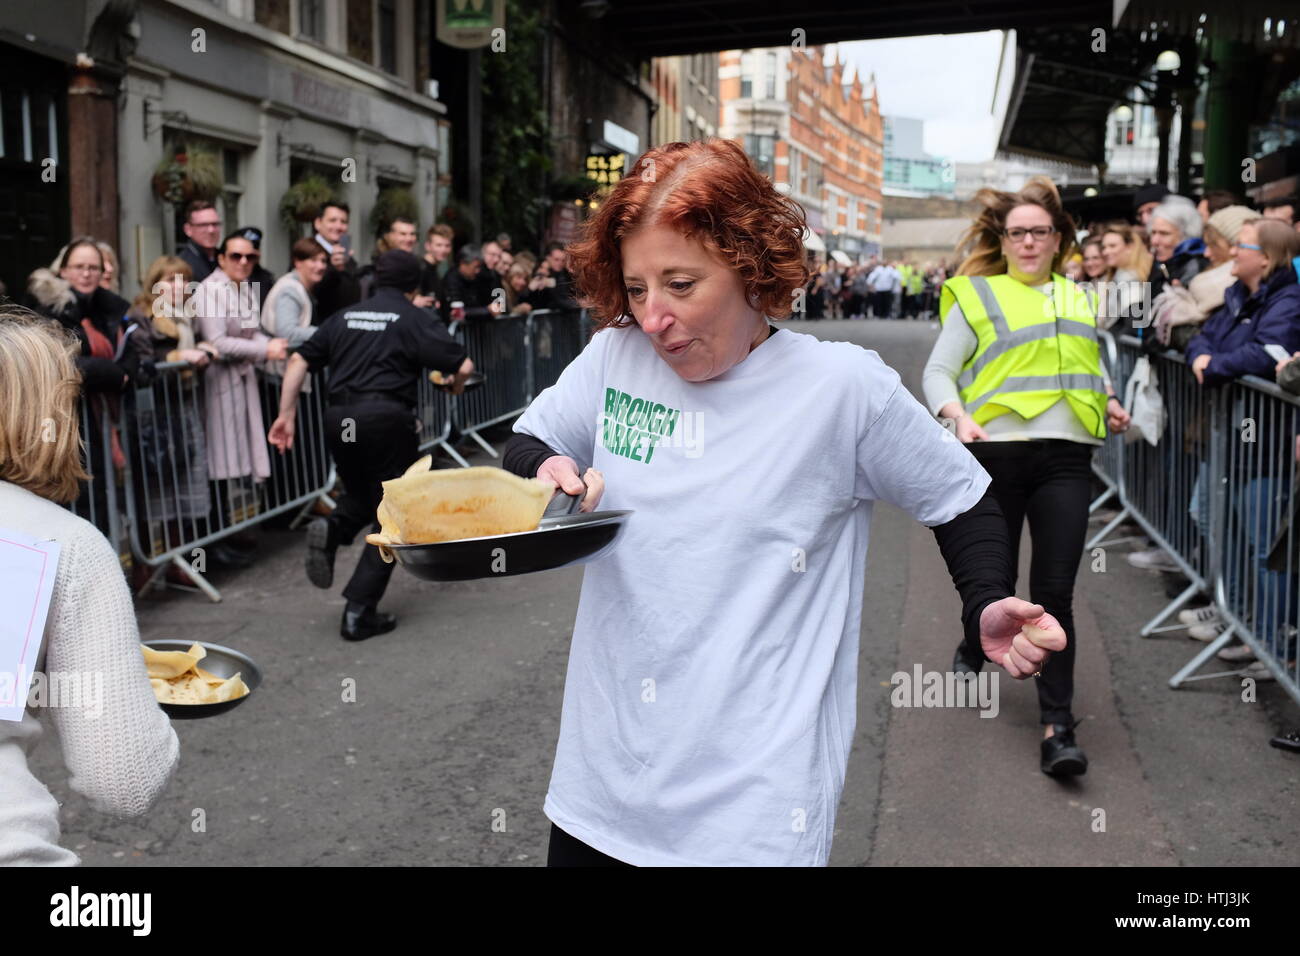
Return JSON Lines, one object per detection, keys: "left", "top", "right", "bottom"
{"left": 502, "top": 138, "right": 1066, "bottom": 867}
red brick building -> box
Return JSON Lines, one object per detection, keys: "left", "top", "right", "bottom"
{"left": 719, "top": 44, "right": 883, "bottom": 260}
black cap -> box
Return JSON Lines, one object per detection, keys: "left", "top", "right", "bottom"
{"left": 235, "top": 226, "right": 264, "bottom": 248}
{"left": 1133, "top": 183, "right": 1170, "bottom": 211}
{"left": 373, "top": 250, "right": 422, "bottom": 292}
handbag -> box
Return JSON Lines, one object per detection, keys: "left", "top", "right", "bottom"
{"left": 1124, "top": 355, "right": 1166, "bottom": 446}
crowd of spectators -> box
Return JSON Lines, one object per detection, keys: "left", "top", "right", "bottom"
{"left": 11, "top": 199, "right": 583, "bottom": 586}
{"left": 801, "top": 255, "right": 952, "bottom": 320}
{"left": 1076, "top": 185, "right": 1300, "bottom": 680}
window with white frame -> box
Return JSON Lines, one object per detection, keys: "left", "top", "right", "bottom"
{"left": 377, "top": 0, "right": 398, "bottom": 75}
{"left": 298, "top": 0, "right": 325, "bottom": 42}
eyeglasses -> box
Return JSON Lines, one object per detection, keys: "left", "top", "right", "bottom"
{"left": 65, "top": 263, "right": 103, "bottom": 274}
{"left": 1233, "top": 242, "right": 1262, "bottom": 252}
{"left": 225, "top": 251, "right": 260, "bottom": 263}
{"left": 1003, "top": 226, "right": 1056, "bottom": 243}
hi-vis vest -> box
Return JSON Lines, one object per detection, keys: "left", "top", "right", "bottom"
{"left": 939, "top": 273, "right": 1108, "bottom": 438}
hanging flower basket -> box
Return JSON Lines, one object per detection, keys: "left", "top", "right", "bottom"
{"left": 279, "top": 175, "right": 340, "bottom": 234}
{"left": 368, "top": 185, "right": 420, "bottom": 237}
{"left": 151, "top": 143, "right": 223, "bottom": 205}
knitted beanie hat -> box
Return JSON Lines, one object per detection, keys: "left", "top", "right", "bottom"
{"left": 1205, "top": 205, "right": 1259, "bottom": 246}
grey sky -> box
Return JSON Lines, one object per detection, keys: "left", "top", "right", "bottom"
{"left": 839, "top": 31, "right": 1010, "bottom": 164}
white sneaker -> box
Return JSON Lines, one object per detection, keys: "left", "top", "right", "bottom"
{"left": 1179, "top": 605, "right": 1222, "bottom": 627}
{"left": 1217, "top": 643, "right": 1257, "bottom": 662}
{"left": 1241, "top": 661, "right": 1275, "bottom": 681}
{"left": 1127, "top": 547, "right": 1180, "bottom": 572}
{"left": 1188, "top": 622, "right": 1225, "bottom": 641}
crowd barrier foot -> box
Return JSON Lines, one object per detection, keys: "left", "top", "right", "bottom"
{"left": 289, "top": 486, "right": 337, "bottom": 531}
{"left": 1086, "top": 505, "right": 1143, "bottom": 551}
{"left": 1140, "top": 580, "right": 1201, "bottom": 638}
{"left": 138, "top": 554, "right": 222, "bottom": 603}
{"left": 463, "top": 429, "right": 500, "bottom": 458}
{"left": 1168, "top": 625, "right": 1239, "bottom": 688}
{"left": 1088, "top": 485, "right": 1117, "bottom": 514}
{"left": 433, "top": 439, "right": 471, "bottom": 468}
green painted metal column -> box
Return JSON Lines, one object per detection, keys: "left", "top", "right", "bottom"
{"left": 1202, "top": 38, "right": 1258, "bottom": 192}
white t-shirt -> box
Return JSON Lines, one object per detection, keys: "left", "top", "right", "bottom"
{"left": 513, "top": 323, "right": 990, "bottom": 866}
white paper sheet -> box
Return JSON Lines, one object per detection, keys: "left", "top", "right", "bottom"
{"left": 0, "top": 527, "right": 61, "bottom": 722}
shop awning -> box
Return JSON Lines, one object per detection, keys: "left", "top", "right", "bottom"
{"left": 830, "top": 250, "right": 853, "bottom": 267}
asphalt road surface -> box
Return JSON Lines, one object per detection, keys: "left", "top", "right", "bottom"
{"left": 31, "top": 319, "right": 1299, "bottom": 866}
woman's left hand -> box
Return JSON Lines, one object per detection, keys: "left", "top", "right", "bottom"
{"left": 1106, "top": 396, "right": 1130, "bottom": 433}
{"left": 978, "top": 597, "right": 1067, "bottom": 680}
{"left": 1191, "top": 353, "right": 1212, "bottom": 384}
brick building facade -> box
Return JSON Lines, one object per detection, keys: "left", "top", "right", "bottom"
{"left": 719, "top": 44, "right": 883, "bottom": 261}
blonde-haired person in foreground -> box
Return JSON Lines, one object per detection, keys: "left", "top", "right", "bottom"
{"left": 0, "top": 307, "right": 178, "bottom": 865}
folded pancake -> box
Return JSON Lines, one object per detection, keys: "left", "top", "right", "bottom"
{"left": 365, "top": 464, "right": 555, "bottom": 549}
{"left": 142, "top": 642, "right": 249, "bottom": 705}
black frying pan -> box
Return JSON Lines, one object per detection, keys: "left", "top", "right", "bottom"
{"left": 385, "top": 487, "right": 632, "bottom": 582}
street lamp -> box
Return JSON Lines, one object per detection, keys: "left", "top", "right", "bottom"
{"left": 1155, "top": 50, "right": 1182, "bottom": 72}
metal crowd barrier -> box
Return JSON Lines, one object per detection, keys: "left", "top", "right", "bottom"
{"left": 448, "top": 308, "right": 589, "bottom": 457}
{"left": 68, "top": 391, "right": 126, "bottom": 560}
{"left": 1186, "top": 375, "right": 1300, "bottom": 698}
{"left": 415, "top": 361, "right": 465, "bottom": 466}
{"left": 530, "top": 308, "right": 586, "bottom": 395}
{"left": 1087, "top": 331, "right": 1300, "bottom": 705}
{"left": 454, "top": 312, "right": 533, "bottom": 457}
{"left": 1087, "top": 329, "right": 1127, "bottom": 518}
{"left": 69, "top": 309, "right": 594, "bottom": 601}
{"left": 118, "top": 361, "right": 337, "bottom": 602}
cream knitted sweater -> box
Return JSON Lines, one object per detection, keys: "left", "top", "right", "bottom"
{"left": 0, "top": 481, "right": 179, "bottom": 865}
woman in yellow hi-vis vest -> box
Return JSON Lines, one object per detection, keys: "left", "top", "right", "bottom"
{"left": 923, "top": 176, "right": 1130, "bottom": 777}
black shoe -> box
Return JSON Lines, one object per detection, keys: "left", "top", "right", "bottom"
{"left": 953, "top": 642, "right": 983, "bottom": 675}
{"left": 341, "top": 602, "right": 397, "bottom": 641}
{"left": 305, "top": 518, "right": 336, "bottom": 589}
{"left": 1041, "top": 720, "right": 1088, "bottom": 777}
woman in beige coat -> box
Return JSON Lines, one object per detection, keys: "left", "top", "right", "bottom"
{"left": 195, "top": 233, "right": 288, "bottom": 483}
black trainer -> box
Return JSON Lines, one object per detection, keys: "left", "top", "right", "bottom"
{"left": 305, "top": 517, "right": 336, "bottom": 589}
{"left": 953, "top": 641, "right": 983, "bottom": 675}
{"left": 1041, "top": 720, "right": 1088, "bottom": 777}
{"left": 341, "top": 602, "right": 397, "bottom": 641}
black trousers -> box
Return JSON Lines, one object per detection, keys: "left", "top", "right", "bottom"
{"left": 546, "top": 823, "right": 634, "bottom": 867}
{"left": 323, "top": 400, "right": 419, "bottom": 607}
{"left": 964, "top": 439, "right": 1094, "bottom": 726}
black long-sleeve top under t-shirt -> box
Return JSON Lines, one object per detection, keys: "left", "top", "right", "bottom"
{"left": 501, "top": 432, "right": 1014, "bottom": 661}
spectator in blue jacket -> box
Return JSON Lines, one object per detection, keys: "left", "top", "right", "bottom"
{"left": 1186, "top": 219, "right": 1300, "bottom": 387}
{"left": 1186, "top": 218, "right": 1300, "bottom": 675}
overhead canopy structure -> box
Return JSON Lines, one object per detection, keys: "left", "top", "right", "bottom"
{"left": 599, "top": 0, "right": 1112, "bottom": 58}
{"left": 1000, "top": 3, "right": 1300, "bottom": 172}
{"left": 587, "top": 0, "right": 1300, "bottom": 185}
{"left": 997, "top": 28, "right": 1162, "bottom": 169}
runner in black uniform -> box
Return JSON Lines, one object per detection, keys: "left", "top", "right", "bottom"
{"left": 268, "top": 251, "right": 473, "bottom": 639}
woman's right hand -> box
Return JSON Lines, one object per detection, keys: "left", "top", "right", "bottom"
{"left": 537, "top": 455, "right": 604, "bottom": 513}
{"left": 954, "top": 414, "right": 989, "bottom": 443}
{"left": 179, "top": 348, "right": 210, "bottom": 368}
{"left": 266, "top": 337, "right": 290, "bottom": 361}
